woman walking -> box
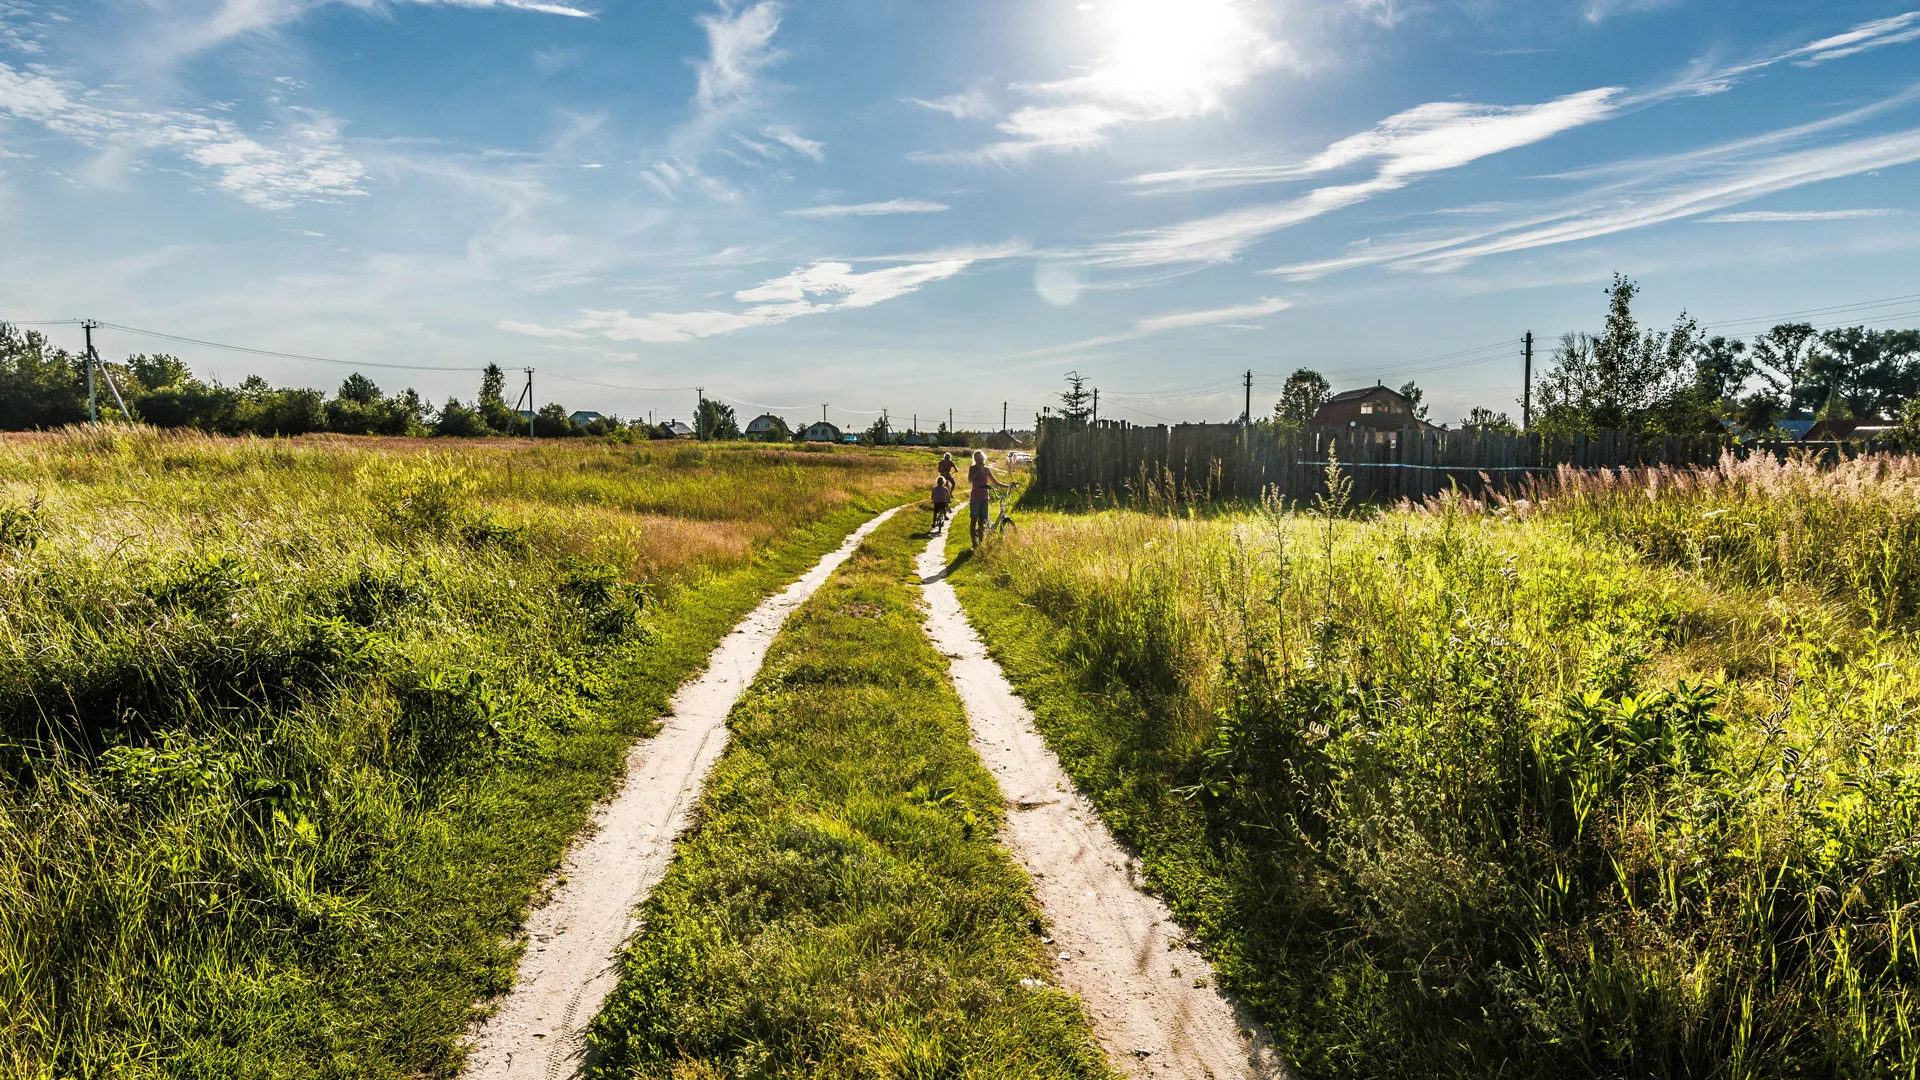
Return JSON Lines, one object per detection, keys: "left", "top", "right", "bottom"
{"left": 967, "top": 449, "right": 1007, "bottom": 548}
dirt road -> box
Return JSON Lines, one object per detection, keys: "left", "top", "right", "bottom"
{"left": 916, "top": 530, "right": 1290, "bottom": 1080}
{"left": 464, "top": 507, "right": 903, "bottom": 1080}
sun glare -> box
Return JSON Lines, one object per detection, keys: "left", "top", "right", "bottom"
{"left": 1082, "top": 0, "right": 1275, "bottom": 115}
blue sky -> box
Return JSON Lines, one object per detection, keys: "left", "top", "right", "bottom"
{"left": 4, "top": 0, "right": 1920, "bottom": 430}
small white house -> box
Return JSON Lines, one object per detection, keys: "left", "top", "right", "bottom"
{"left": 745, "top": 413, "right": 787, "bottom": 440}
{"left": 802, "top": 421, "right": 842, "bottom": 443}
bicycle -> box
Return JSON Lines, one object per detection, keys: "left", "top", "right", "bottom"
{"left": 931, "top": 499, "right": 951, "bottom": 534}
{"left": 992, "top": 484, "right": 1016, "bottom": 536}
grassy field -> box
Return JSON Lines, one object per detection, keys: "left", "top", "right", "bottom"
{"left": 588, "top": 508, "right": 1114, "bottom": 1079}
{"left": 0, "top": 427, "right": 923, "bottom": 1079}
{"left": 951, "top": 453, "right": 1920, "bottom": 1078}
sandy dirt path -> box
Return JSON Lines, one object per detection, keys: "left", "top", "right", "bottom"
{"left": 464, "top": 506, "right": 903, "bottom": 1080}
{"left": 917, "top": 531, "right": 1290, "bottom": 1080}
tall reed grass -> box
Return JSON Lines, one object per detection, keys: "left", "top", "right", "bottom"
{"left": 0, "top": 427, "right": 921, "bottom": 1077}
{"left": 957, "top": 464, "right": 1920, "bottom": 1077}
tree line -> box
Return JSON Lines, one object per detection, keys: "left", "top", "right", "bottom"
{"left": 1, "top": 324, "right": 656, "bottom": 439}
{"left": 1252, "top": 275, "right": 1920, "bottom": 438}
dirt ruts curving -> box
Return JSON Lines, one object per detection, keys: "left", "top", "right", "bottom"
{"left": 916, "top": 530, "right": 1291, "bottom": 1080}
{"left": 463, "top": 507, "right": 904, "bottom": 1080}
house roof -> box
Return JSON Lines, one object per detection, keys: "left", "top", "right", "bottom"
{"left": 745, "top": 413, "right": 784, "bottom": 432}
{"left": 570, "top": 410, "right": 604, "bottom": 424}
{"left": 802, "top": 421, "right": 842, "bottom": 441}
{"left": 661, "top": 419, "right": 695, "bottom": 437}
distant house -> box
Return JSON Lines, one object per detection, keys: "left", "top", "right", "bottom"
{"left": 901, "top": 431, "right": 929, "bottom": 446}
{"left": 744, "top": 413, "right": 787, "bottom": 441}
{"left": 1803, "top": 418, "right": 1893, "bottom": 441}
{"left": 661, "top": 419, "right": 696, "bottom": 439}
{"left": 1309, "top": 385, "right": 1435, "bottom": 436}
{"left": 569, "top": 410, "right": 605, "bottom": 428}
{"left": 802, "top": 420, "right": 842, "bottom": 443}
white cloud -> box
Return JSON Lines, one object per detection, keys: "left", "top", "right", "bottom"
{"left": 1701, "top": 208, "right": 1900, "bottom": 223}
{"left": 1582, "top": 0, "right": 1681, "bottom": 25}
{"left": 0, "top": 61, "right": 367, "bottom": 210}
{"left": 1783, "top": 11, "right": 1920, "bottom": 66}
{"left": 903, "top": 89, "right": 996, "bottom": 121}
{"left": 783, "top": 198, "right": 950, "bottom": 218}
{"left": 694, "top": 1, "right": 781, "bottom": 114}
{"left": 1135, "top": 296, "right": 1290, "bottom": 332}
{"left": 545, "top": 250, "right": 1002, "bottom": 344}
{"left": 761, "top": 123, "right": 823, "bottom": 161}
{"left": 1132, "top": 87, "right": 1621, "bottom": 192}
{"left": 1099, "top": 88, "right": 1620, "bottom": 265}
{"left": 497, "top": 319, "right": 585, "bottom": 338}
{"left": 1263, "top": 122, "right": 1920, "bottom": 278}
{"left": 920, "top": 0, "right": 1293, "bottom": 164}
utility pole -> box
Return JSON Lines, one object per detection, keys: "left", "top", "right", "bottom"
{"left": 82, "top": 320, "right": 99, "bottom": 424}
{"left": 1092, "top": 388, "right": 1098, "bottom": 427}
{"left": 1002, "top": 401, "right": 1007, "bottom": 435}
{"left": 1243, "top": 369, "right": 1253, "bottom": 426}
{"left": 948, "top": 407, "right": 953, "bottom": 434}
{"left": 695, "top": 386, "right": 705, "bottom": 440}
{"left": 1522, "top": 331, "right": 1534, "bottom": 431}
{"left": 523, "top": 368, "right": 536, "bottom": 438}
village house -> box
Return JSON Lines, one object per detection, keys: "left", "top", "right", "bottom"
{"left": 801, "top": 420, "right": 842, "bottom": 443}
{"left": 1309, "top": 385, "right": 1436, "bottom": 440}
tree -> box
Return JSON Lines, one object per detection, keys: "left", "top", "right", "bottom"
{"left": 1461, "top": 407, "right": 1516, "bottom": 432}
{"left": 1274, "top": 369, "right": 1330, "bottom": 428}
{"left": 128, "top": 353, "right": 190, "bottom": 391}
{"left": 436, "top": 398, "right": 489, "bottom": 437}
{"left": 1536, "top": 274, "right": 1706, "bottom": 433}
{"left": 695, "top": 398, "right": 739, "bottom": 440}
{"left": 1690, "top": 335, "right": 1753, "bottom": 404}
{"left": 338, "top": 373, "right": 382, "bottom": 405}
{"left": 860, "top": 417, "right": 891, "bottom": 445}
{"left": 0, "top": 324, "right": 86, "bottom": 430}
{"left": 1058, "top": 371, "right": 1093, "bottom": 424}
{"left": 1751, "top": 323, "right": 1819, "bottom": 414}
{"left": 1397, "top": 380, "right": 1430, "bottom": 421}
{"left": 533, "top": 402, "right": 575, "bottom": 437}
{"left": 478, "top": 363, "right": 519, "bottom": 434}
{"left": 1806, "top": 327, "right": 1920, "bottom": 419}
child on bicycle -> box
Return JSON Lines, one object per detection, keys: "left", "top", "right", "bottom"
{"left": 930, "top": 474, "right": 953, "bottom": 532}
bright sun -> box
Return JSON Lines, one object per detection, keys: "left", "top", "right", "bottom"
{"left": 1083, "top": 0, "right": 1275, "bottom": 114}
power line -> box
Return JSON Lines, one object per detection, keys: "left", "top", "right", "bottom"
{"left": 1700, "top": 291, "right": 1920, "bottom": 332}
{"left": 536, "top": 370, "right": 699, "bottom": 393}
{"left": 92, "top": 321, "right": 484, "bottom": 373}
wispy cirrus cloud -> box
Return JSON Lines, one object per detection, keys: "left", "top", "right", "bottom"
{"left": 903, "top": 88, "right": 996, "bottom": 121}
{"left": 915, "top": 0, "right": 1293, "bottom": 164}
{"left": 1135, "top": 296, "right": 1290, "bottom": 331}
{"left": 0, "top": 61, "right": 367, "bottom": 209}
{"left": 1701, "top": 208, "right": 1900, "bottom": 223}
{"left": 1264, "top": 118, "right": 1920, "bottom": 279}
{"left": 506, "top": 245, "right": 1018, "bottom": 344}
{"left": 642, "top": 1, "right": 822, "bottom": 201}
{"left": 783, "top": 198, "right": 949, "bottom": 218}
{"left": 1783, "top": 11, "right": 1920, "bottom": 67}
{"left": 1095, "top": 87, "right": 1620, "bottom": 265}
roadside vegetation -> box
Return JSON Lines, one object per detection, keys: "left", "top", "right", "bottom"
{"left": 951, "top": 453, "right": 1920, "bottom": 1077}
{"left": 0, "top": 427, "right": 920, "bottom": 1078}
{"left": 589, "top": 510, "right": 1113, "bottom": 1079}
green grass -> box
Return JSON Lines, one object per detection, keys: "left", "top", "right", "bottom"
{"left": 949, "top": 470, "right": 1920, "bottom": 1079}
{"left": 0, "top": 427, "right": 925, "bottom": 1079}
{"left": 588, "top": 509, "right": 1114, "bottom": 1080}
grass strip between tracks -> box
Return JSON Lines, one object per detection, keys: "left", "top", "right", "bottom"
{"left": 588, "top": 509, "right": 1115, "bottom": 1079}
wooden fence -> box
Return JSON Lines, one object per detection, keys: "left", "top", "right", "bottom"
{"left": 1031, "top": 419, "right": 1890, "bottom": 503}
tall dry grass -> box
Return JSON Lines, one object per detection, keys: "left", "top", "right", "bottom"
{"left": 962, "top": 466, "right": 1920, "bottom": 1077}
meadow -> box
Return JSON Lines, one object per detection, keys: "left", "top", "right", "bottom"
{"left": 951, "top": 453, "right": 1920, "bottom": 1078}
{"left": 0, "top": 428, "right": 922, "bottom": 1078}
